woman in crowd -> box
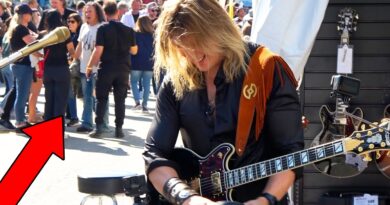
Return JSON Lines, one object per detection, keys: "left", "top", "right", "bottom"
{"left": 7, "top": 4, "right": 41, "bottom": 129}
{"left": 27, "top": 8, "right": 44, "bottom": 124}
{"left": 66, "top": 13, "right": 82, "bottom": 126}
{"left": 42, "top": 9, "right": 74, "bottom": 120}
{"left": 130, "top": 15, "right": 154, "bottom": 113}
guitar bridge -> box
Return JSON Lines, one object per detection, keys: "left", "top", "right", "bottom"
{"left": 211, "top": 172, "right": 222, "bottom": 193}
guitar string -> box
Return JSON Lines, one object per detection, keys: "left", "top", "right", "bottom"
{"left": 196, "top": 143, "right": 339, "bottom": 193}
{"left": 343, "top": 111, "right": 390, "bottom": 132}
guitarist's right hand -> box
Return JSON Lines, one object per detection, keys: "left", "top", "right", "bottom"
{"left": 183, "top": 195, "right": 218, "bottom": 205}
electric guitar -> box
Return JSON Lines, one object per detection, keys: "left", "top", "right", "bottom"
{"left": 160, "top": 120, "right": 390, "bottom": 202}
{"left": 310, "top": 102, "right": 367, "bottom": 178}
{"left": 375, "top": 105, "right": 390, "bottom": 179}
{"left": 309, "top": 7, "right": 364, "bottom": 178}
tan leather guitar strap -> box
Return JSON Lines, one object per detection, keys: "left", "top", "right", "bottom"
{"left": 235, "top": 46, "right": 297, "bottom": 156}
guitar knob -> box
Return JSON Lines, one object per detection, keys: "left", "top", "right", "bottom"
{"left": 355, "top": 133, "right": 362, "bottom": 138}
{"left": 361, "top": 124, "right": 366, "bottom": 130}
{"left": 362, "top": 154, "right": 372, "bottom": 162}
{"left": 381, "top": 142, "right": 386, "bottom": 148}
{"left": 369, "top": 144, "right": 375, "bottom": 149}
{"left": 358, "top": 147, "right": 363, "bottom": 152}
{"left": 367, "top": 131, "right": 373, "bottom": 136}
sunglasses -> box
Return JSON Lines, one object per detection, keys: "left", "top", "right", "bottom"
{"left": 67, "top": 20, "right": 76, "bottom": 24}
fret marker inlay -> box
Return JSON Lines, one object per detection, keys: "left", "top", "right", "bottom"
{"left": 334, "top": 142, "right": 343, "bottom": 153}
{"left": 301, "top": 152, "right": 308, "bottom": 163}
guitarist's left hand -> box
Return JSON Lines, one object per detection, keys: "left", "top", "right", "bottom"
{"left": 244, "top": 197, "right": 269, "bottom": 205}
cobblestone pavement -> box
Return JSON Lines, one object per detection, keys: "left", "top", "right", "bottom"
{"left": 0, "top": 87, "right": 155, "bottom": 205}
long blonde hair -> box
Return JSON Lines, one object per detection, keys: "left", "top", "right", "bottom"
{"left": 5, "top": 13, "right": 23, "bottom": 43}
{"left": 154, "top": 0, "right": 248, "bottom": 99}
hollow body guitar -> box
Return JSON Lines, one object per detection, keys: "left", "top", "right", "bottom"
{"left": 311, "top": 102, "right": 367, "bottom": 178}
{"left": 155, "top": 122, "right": 390, "bottom": 202}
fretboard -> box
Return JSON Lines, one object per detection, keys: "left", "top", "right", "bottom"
{"left": 224, "top": 139, "right": 345, "bottom": 189}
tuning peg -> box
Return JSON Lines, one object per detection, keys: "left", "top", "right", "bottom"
{"left": 355, "top": 14, "right": 359, "bottom": 20}
{"left": 362, "top": 154, "right": 372, "bottom": 162}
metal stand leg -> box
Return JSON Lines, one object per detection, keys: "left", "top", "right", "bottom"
{"left": 80, "top": 195, "right": 94, "bottom": 205}
{"left": 109, "top": 195, "right": 118, "bottom": 205}
{"left": 80, "top": 194, "right": 118, "bottom": 205}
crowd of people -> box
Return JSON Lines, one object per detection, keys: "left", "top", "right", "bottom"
{"left": 0, "top": 0, "right": 251, "bottom": 136}
{"left": 0, "top": 0, "right": 158, "bottom": 135}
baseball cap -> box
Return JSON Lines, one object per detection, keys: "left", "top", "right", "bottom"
{"left": 15, "top": 3, "right": 33, "bottom": 15}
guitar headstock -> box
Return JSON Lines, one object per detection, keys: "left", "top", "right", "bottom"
{"left": 344, "top": 119, "right": 390, "bottom": 157}
{"left": 337, "top": 7, "right": 359, "bottom": 45}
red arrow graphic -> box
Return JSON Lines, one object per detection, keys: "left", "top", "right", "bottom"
{"left": 0, "top": 116, "right": 65, "bottom": 205}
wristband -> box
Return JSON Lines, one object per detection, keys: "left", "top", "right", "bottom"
{"left": 260, "top": 192, "right": 278, "bottom": 205}
{"left": 163, "top": 177, "right": 198, "bottom": 205}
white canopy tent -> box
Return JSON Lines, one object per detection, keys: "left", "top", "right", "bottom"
{"left": 251, "top": 0, "right": 329, "bottom": 87}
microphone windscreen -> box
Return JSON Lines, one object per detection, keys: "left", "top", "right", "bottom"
{"left": 54, "top": 26, "right": 71, "bottom": 43}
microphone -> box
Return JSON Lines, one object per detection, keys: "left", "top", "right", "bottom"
{"left": 0, "top": 26, "right": 70, "bottom": 68}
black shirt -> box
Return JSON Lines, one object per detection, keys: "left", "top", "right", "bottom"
{"left": 38, "top": 8, "right": 76, "bottom": 31}
{"left": 10, "top": 25, "right": 31, "bottom": 66}
{"left": 44, "top": 37, "right": 71, "bottom": 66}
{"left": 143, "top": 45, "right": 304, "bottom": 203}
{"left": 95, "top": 21, "right": 136, "bottom": 70}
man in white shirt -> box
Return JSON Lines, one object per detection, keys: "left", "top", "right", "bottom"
{"left": 120, "top": 0, "right": 141, "bottom": 28}
{"left": 74, "top": 2, "right": 109, "bottom": 133}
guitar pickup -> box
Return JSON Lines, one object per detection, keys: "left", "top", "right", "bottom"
{"left": 210, "top": 172, "right": 222, "bottom": 194}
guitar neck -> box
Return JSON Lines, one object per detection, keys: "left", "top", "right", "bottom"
{"left": 334, "top": 97, "right": 347, "bottom": 125}
{"left": 224, "top": 139, "right": 346, "bottom": 189}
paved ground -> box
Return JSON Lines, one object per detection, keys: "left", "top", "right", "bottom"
{"left": 0, "top": 86, "right": 156, "bottom": 205}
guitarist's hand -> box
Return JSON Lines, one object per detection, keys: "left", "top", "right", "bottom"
{"left": 183, "top": 195, "right": 218, "bottom": 205}
{"left": 244, "top": 197, "right": 269, "bottom": 205}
